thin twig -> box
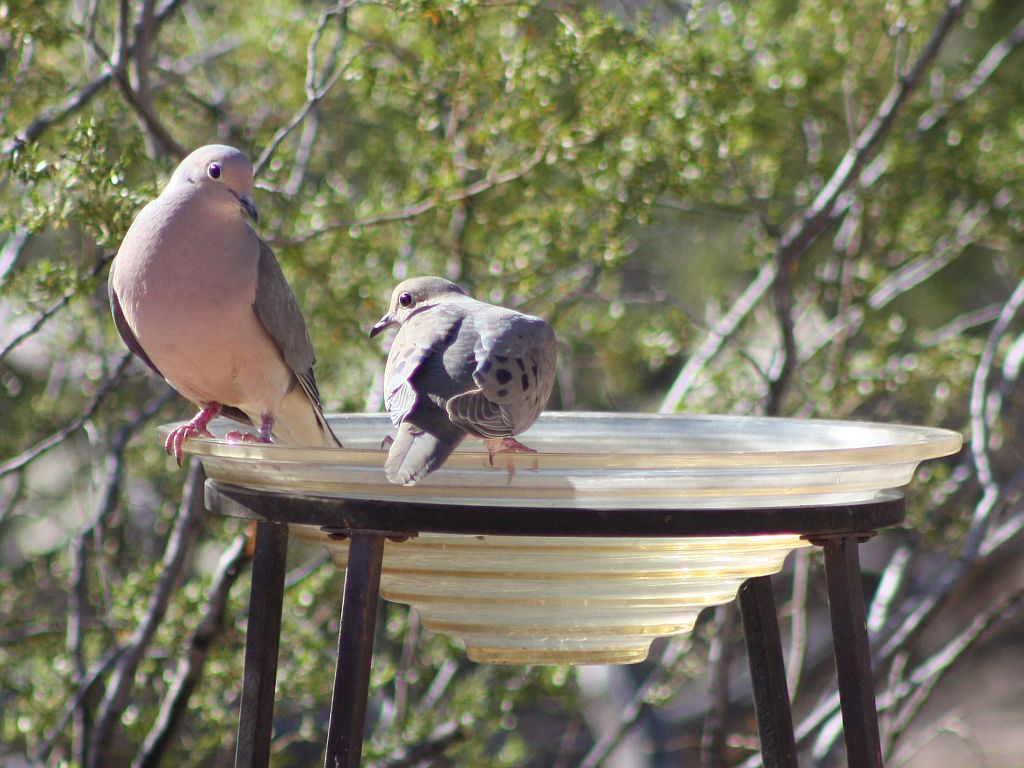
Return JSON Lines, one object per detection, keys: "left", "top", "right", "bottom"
{"left": 252, "top": 3, "right": 358, "bottom": 178}
{"left": 577, "top": 638, "right": 691, "bottom": 768}
{"left": 884, "top": 588, "right": 1024, "bottom": 753}
{"left": 0, "top": 252, "right": 112, "bottom": 363}
{"left": 917, "top": 14, "right": 1024, "bottom": 132}
{"left": 0, "top": 352, "right": 134, "bottom": 479}
{"left": 786, "top": 549, "right": 810, "bottom": 697}
{"left": 87, "top": 462, "right": 207, "bottom": 768}
{"left": 868, "top": 201, "right": 988, "bottom": 309}
{"left": 963, "top": 270, "right": 1024, "bottom": 556}
{"left": 659, "top": 261, "right": 777, "bottom": 413}
{"left": 271, "top": 143, "right": 548, "bottom": 246}
{"left": 702, "top": 604, "right": 737, "bottom": 768}
{"left": 1, "top": 0, "right": 188, "bottom": 154}
{"left": 659, "top": 0, "right": 970, "bottom": 413}
{"left": 132, "top": 533, "right": 250, "bottom": 768}
{"left": 34, "top": 647, "right": 124, "bottom": 763}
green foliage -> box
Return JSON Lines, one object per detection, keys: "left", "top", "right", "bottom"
{"left": 2, "top": 0, "right": 1023, "bottom": 765}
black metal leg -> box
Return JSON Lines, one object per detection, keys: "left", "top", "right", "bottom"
{"left": 739, "top": 576, "right": 799, "bottom": 768}
{"left": 236, "top": 522, "right": 290, "bottom": 768}
{"left": 324, "top": 533, "right": 386, "bottom": 768}
{"left": 820, "top": 536, "right": 883, "bottom": 768}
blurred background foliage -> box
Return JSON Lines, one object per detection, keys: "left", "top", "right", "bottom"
{"left": 2, "top": 0, "right": 1023, "bottom": 765}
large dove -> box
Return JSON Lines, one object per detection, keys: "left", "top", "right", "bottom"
{"left": 370, "top": 276, "right": 557, "bottom": 485}
{"left": 109, "top": 144, "right": 341, "bottom": 463}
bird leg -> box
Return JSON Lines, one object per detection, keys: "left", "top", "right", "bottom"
{"left": 225, "top": 414, "right": 275, "bottom": 446}
{"left": 165, "top": 403, "right": 222, "bottom": 466}
{"left": 484, "top": 437, "right": 539, "bottom": 483}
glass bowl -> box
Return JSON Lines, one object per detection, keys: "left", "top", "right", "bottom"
{"left": 173, "top": 412, "right": 961, "bottom": 664}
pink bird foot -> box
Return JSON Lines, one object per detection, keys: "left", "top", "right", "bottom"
{"left": 225, "top": 431, "right": 265, "bottom": 444}
{"left": 165, "top": 403, "right": 222, "bottom": 466}
{"left": 225, "top": 413, "right": 275, "bottom": 447}
{"left": 484, "top": 437, "right": 539, "bottom": 483}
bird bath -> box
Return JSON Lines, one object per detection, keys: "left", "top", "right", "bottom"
{"left": 173, "top": 411, "right": 960, "bottom": 768}
{"left": 174, "top": 412, "right": 960, "bottom": 665}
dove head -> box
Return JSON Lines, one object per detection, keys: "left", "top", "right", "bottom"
{"left": 168, "top": 144, "right": 259, "bottom": 224}
{"left": 370, "top": 276, "right": 469, "bottom": 337}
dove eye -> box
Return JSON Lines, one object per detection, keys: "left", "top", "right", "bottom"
{"left": 398, "top": 292, "right": 414, "bottom": 308}
{"left": 207, "top": 163, "right": 222, "bottom": 180}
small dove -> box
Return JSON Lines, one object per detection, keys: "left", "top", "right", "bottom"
{"left": 370, "top": 276, "right": 557, "bottom": 485}
{"left": 109, "top": 144, "right": 341, "bottom": 463}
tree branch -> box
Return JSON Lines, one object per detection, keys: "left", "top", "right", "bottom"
{"left": 659, "top": 0, "right": 970, "bottom": 414}
{"left": 701, "top": 604, "right": 737, "bottom": 768}
{"left": 87, "top": 462, "right": 207, "bottom": 768}
{"left": 132, "top": 533, "right": 250, "bottom": 768}
{"left": 0, "top": 352, "right": 134, "bottom": 479}
{"left": 1, "top": 0, "right": 188, "bottom": 155}
{"left": 1, "top": 252, "right": 113, "bottom": 363}
{"left": 252, "top": 2, "right": 358, "bottom": 179}
{"left": 270, "top": 144, "right": 548, "bottom": 246}
{"left": 577, "top": 638, "right": 691, "bottom": 768}
{"left": 963, "top": 270, "right": 1024, "bottom": 556}
{"left": 917, "top": 14, "right": 1024, "bottom": 132}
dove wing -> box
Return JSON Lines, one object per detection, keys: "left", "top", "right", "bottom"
{"left": 252, "top": 237, "right": 324, "bottom": 411}
{"left": 447, "top": 310, "right": 556, "bottom": 438}
{"left": 383, "top": 304, "right": 465, "bottom": 427}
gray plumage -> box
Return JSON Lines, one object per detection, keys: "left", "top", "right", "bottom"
{"left": 109, "top": 144, "right": 340, "bottom": 462}
{"left": 370, "top": 276, "right": 557, "bottom": 485}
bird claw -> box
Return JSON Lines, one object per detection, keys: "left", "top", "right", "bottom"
{"left": 484, "top": 438, "right": 539, "bottom": 483}
{"left": 484, "top": 437, "right": 537, "bottom": 466}
{"left": 164, "top": 423, "right": 213, "bottom": 466}
{"left": 164, "top": 403, "right": 222, "bottom": 466}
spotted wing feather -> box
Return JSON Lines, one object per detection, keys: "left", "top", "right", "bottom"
{"left": 447, "top": 309, "right": 556, "bottom": 438}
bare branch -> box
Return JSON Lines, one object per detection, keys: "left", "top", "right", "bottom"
{"left": 577, "top": 638, "right": 691, "bottom": 768}
{"left": 785, "top": 549, "right": 810, "bottom": 697}
{"left": 121, "top": 0, "right": 186, "bottom": 159}
{"left": 1, "top": 0, "right": 187, "bottom": 155}
{"left": 702, "top": 604, "right": 737, "bottom": 768}
{"left": 87, "top": 462, "right": 207, "bottom": 768}
{"left": 0, "top": 226, "right": 30, "bottom": 285}
{"left": 0, "top": 352, "right": 134, "bottom": 479}
{"left": 659, "top": 261, "right": 777, "bottom": 413}
{"left": 661, "top": 0, "right": 970, "bottom": 413}
{"left": 0, "top": 252, "right": 113, "bottom": 364}
{"left": 779, "top": 0, "right": 968, "bottom": 264}
{"left": 964, "top": 270, "right": 1024, "bottom": 556}
{"left": 270, "top": 144, "right": 548, "bottom": 246}
{"left": 253, "top": 3, "right": 358, "bottom": 179}
{"left": 884, "top": 588, "right": 1024, "bottom": 748}
{"left": 917, "top": 14, "right": 1024, "bottom": 132}
{"left": 132, "top": 533, "right": 250, "bottom": 768}
{"left": 868, "top": 201, "right": 988, "bottom": 309}
{"left": 34, "top": 647, "right": 124, "bottom": 764}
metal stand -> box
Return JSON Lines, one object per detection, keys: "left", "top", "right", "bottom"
{"left": 235, "top": 522, "right": 289, "bottom": 768}
{"left": 324, "top": 533, "right": 386, "bottom": 768}
{"left": 208, "top": 482, "right": 902, "bottom": 768}
{"left": 739, "top": 576, "right": 799, "bottom": 768}
{"left": 818, "top": 535, "right": 884, "bottom": 768}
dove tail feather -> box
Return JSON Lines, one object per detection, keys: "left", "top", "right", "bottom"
{"left": 272, "top": 387, "right": 342, "bottom": 448}
{"left": 385, "top": 421, "right": 464, "bottom": 485}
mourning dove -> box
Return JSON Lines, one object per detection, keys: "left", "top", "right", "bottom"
{"left": 370, "top": 276, "right": 557, "bottom": 485}
{"left": 109, "top": 144, "right": 341, "bottom": 463}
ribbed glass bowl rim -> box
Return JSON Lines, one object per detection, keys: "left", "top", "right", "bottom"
{"left": 165, "top": 411, "right": 963, "bottom": 471}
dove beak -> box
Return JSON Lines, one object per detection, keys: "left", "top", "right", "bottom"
{"left": 370, "top": 313, "right": 396, "bottom": 338}
{"left": 232, "top": 190, "right": 259, "bottom": 224}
